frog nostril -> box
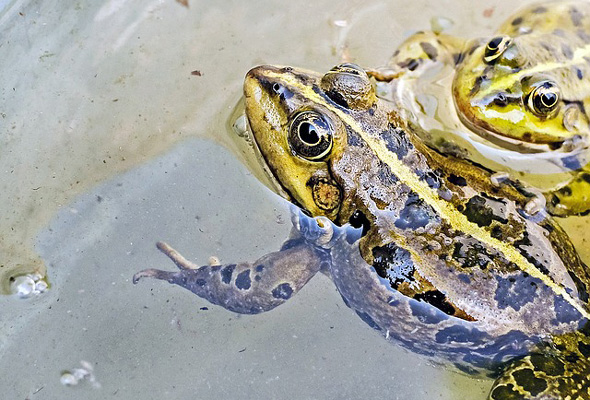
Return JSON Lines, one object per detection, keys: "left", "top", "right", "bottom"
{"left": 494, "top": 93, "right": 508, "bottom": 106}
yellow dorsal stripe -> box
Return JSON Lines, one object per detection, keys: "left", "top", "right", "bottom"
{"left": 265, "top": 70, "right": 590, "bottom": 320}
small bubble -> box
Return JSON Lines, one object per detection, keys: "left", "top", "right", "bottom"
{"left": 31, "top": 273, "right": 44, "bottom": 282}
{"left": 60, "top": 373, "right": 78, "bottom": 386}
{"left": 430, "top": 16, "right": 454, "bottom": 34}
{"left": 60, "top": 361, "right": 100, "bottom": 388}
{"left": 11, "top": 276, "right": 35, "bottom": 298}
{"left": 233, "top": 114, "right": 248, "bottom": 137}
{"left": 35, "top": 280, "right": 48, "bottom": 293}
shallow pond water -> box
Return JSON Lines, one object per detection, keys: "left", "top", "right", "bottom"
{"left": 1, "top": 0, "right": 589, "bottom": 399}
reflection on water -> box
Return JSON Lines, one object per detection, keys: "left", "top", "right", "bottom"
{"left": 1, "top": 0, "right": 588, "bottom": 399}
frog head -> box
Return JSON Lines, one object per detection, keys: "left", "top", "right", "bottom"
{"left": 243, "top": 63, "right": 379, "bottom": 220}
{"left": 453, "top": 34, "right": 589, "bottom": 152}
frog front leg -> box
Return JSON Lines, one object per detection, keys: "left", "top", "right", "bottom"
{"left": 546, "top": 166, "right": 590, "bottom": 216}
{"left": 367, "top": 31, "right": 465, "bottom": 82}
{"left": 133, "top": 212, "right": 335, "bottom": 314}
{"left": 133, "top": 240, "right": 325, "bottom": 314}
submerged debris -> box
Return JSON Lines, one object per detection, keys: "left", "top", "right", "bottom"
{"left": 60, "top": 361, "right": 101, "bottom": 388}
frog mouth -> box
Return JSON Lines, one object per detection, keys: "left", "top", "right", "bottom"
{"left": 454, "top": 108, "right": 564, "bottom": 154}
{"left": 242, "top": 113, "right": 294, "bottom": 203}
{"left": 242, "top": 65, "right": 296, "bottom": 202}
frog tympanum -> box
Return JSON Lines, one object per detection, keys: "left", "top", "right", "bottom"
{"left": 135, "top": 60, "right": 590, "bottom": 399}
{"left": 371, "top": 0, "right": 590, "bottom": 217}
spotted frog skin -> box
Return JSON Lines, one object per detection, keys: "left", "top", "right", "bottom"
{"left": 135, "top": 63, "right": 590, "bottom": 399}
{"left": 372, "top": 1, "right": 590, "bottom": 217}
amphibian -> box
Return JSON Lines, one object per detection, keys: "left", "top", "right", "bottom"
{"left": 371, "top": 0, "right": 590, "bottom": 216}
{"left": 135, "top": 63, "right": 590, "bottom": 399}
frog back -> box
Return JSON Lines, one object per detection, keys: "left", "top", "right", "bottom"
{"left": 327, "top": 129, "right": 590, "bottom": 375}
{"left": 498, "top": 1, "right": 590, "bottom": 37}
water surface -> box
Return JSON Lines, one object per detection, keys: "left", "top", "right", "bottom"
{"left": 2, "top": 1, "right": 587, "bottom": 399}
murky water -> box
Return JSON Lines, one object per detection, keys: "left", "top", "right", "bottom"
{"left": 1, "top": 0, "right": 588, "bottom": 399}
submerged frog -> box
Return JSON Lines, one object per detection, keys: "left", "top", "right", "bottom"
{"left": 134, "top": 63, "right": 590, "bottom": 399}
{"left": 371, "top": 0, "right": 590, "bottom": 216}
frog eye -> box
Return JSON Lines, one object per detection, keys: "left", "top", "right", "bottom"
{"left": 320, "top": 63, "right": 376, "bottom": 109}
{"left": 484, "top": 36, "right": 512, "bottom": 63}
{"left": 328, "top": 63, "right": 367, "bottom": 76}
{"left": 527, "top": 81, "right": 560, "bottom": 116}
{"left": 289, "top": 111, "right": 333, "bottom": 161}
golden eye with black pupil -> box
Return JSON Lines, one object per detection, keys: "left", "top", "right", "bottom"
{"left": 527, "top": 81, "right": 560, "bottom": 116}
{"left": 484, "top": 36, "right": 512, "bottom": 63}
{"left": 289, "top": 111, "right": 333, "bottom": 161}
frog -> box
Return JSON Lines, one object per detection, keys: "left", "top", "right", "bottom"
{"left": 134, "top": 62, "right": 590, "bottom": 399}
{"left": 369, "top": 0, "right": 590, "bottom": 217}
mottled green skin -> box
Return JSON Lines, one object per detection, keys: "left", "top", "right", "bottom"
{"left": 135, "top": 63, "right": 590, "bottom": 399}
{"left": 375, "top": 1, "right": 590, "bottom": 217}
{"left": 454, "top": 1, "right": 590, "bottom": 147}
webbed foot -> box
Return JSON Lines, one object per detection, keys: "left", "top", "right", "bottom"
{"left": 134, "top": 235, "right": 326, "bottom": 314}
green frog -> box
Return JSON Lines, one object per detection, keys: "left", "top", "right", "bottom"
{"left": 370, "top": 0, "right": 590, "bottom": 217}
{"left": 134, "top": 63, "right": 590, "bottom": 399}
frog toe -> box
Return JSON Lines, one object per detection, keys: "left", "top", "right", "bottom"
{"left": 132, "top": 268, "right": 181, "bottom": 284}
